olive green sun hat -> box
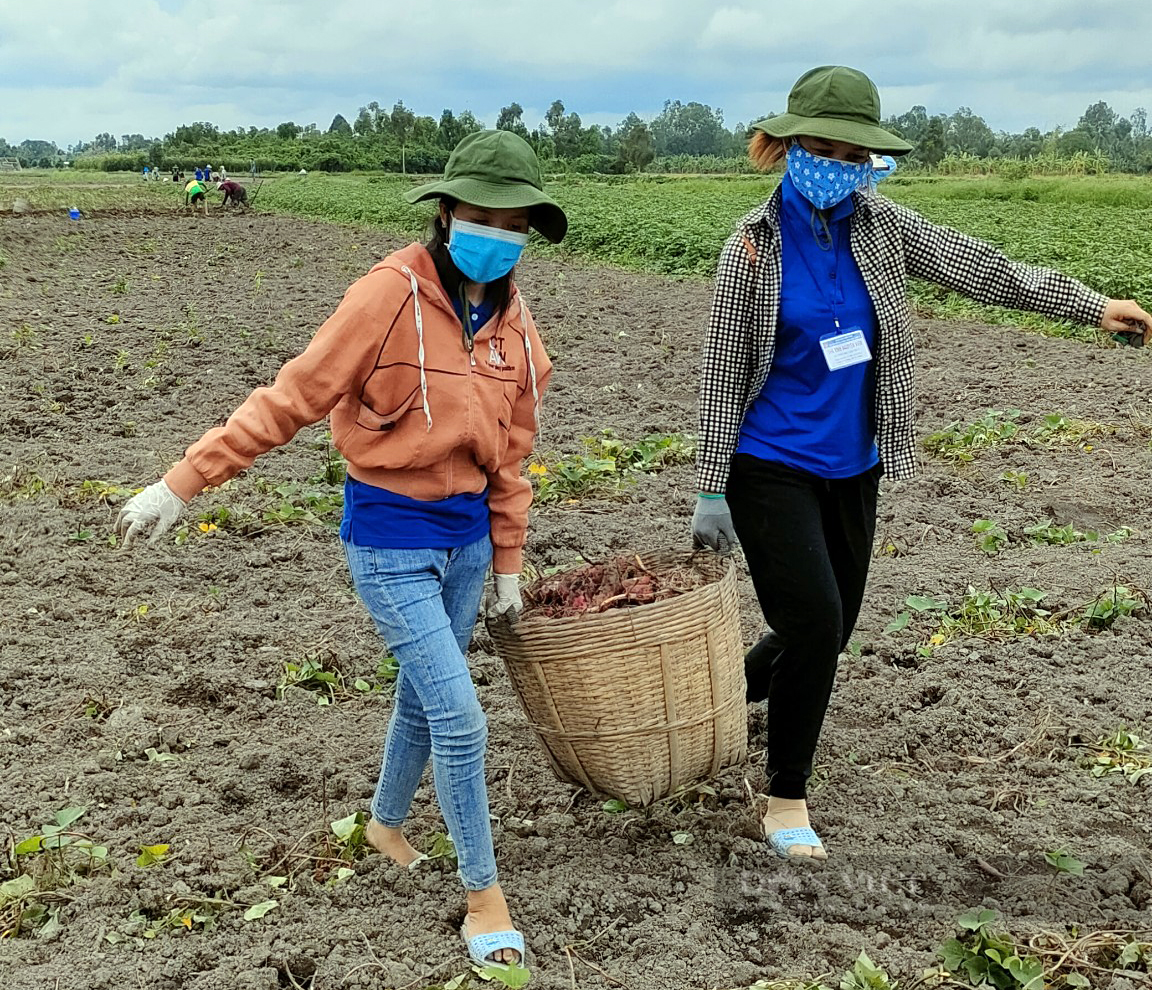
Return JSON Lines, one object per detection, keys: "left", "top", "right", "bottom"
{"left": 404, "top": 129, "right": 568, "bottom": 243}
{"left": 751, "top": 65, "right": 913, "bottom": 156}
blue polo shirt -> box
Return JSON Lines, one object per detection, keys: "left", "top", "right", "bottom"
{"left": 339, "top": 295, "right": 496, "bottom": 549}
{"left": 735, "top": 174, "right": 879, "bottom": 479}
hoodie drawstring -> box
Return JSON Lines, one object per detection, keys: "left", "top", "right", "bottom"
{"left": 401, "top": 266, "right": 433, "bottom": 432}
{"left": 518, "top": 295, "right": 540, "bottom": 434}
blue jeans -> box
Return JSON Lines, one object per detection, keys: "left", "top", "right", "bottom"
{"left": 343, "top": 536, "right": 496, "bottom": 891}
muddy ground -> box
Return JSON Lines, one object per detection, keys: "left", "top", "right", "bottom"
{"left": 1, "top": 209, "right": 1150, "bottom": 990}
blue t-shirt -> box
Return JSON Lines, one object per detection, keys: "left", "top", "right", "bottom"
{"left": 339, "top": 476, "right": 489, "bottom": 548}
{"left": 338, "top": 291, "right": 496, "bottom": 549}
{"left": 736, "top": 174, "right": 880, "bottom": 479}
{"left": 455, "top": 295, "right": 495, "bottom": 336}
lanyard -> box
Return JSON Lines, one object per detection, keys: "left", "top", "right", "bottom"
{"left": 781, "top": 203, "right": 850, "bottom": 332}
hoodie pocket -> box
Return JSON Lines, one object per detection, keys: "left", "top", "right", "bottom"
{"left": 351, "top": 366, "right": 433, "bottom": 470}
{"left": 356, "top": 363, "right": 428, "bottom": 433}
{"left": 356, "top": 386, "right": 423, "bottom": 433}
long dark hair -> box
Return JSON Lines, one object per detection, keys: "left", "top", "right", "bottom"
{"left": 426, "top": 196, "right": 515, "bottom": 324}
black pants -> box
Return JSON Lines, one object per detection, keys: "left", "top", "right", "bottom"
{"left": 727, "top": 454, "right": 880, "bottom": 799}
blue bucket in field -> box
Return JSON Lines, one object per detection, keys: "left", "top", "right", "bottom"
{"left": 68, "top": 207, "right": 81, "bottom": 220}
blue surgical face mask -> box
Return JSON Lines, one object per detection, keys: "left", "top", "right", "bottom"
{"left": 447, "top": 216, "right": 529, "bottom": 283}
{"left": 786, "top": 144, "right": 873, "bottom": 210}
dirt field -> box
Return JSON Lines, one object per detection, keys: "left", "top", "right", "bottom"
{"left": 1, "top": 209, "right": 1150, "bottom": 990}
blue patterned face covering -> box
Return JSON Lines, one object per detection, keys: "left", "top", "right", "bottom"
{"left": 786, "top": 144, "right": 873, "bottom": 210}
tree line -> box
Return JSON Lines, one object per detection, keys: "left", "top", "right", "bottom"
{"left": 4, "top": 98, "right": 1151, "bottom": 174}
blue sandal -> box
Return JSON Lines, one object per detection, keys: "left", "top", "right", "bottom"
{"left": 462, "top": 923, "right": 526, "bottom": 971}
{"left": 768, "top": 825, "right": 825, "bottom": 859}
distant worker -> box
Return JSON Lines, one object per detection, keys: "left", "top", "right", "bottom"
{"left": 868, "top": 153, "right": 897, "bottom": 190}
{"left": 171, "top": 166, "right": 183, "bottom": 183}
{"left": 194, "top": 166, "right": 203, "bottom": 182}
{"left": 218, "top": 164, "right": 228, "bottom": 181}
{"left": 250, "top": 160, "right": 257, "bottom": 178}
{"left": 218, "top": 179, "right": 248, "bottom": 208}
{"left": 184, "top": 177, "right": 209, "bottom": 217}
{"left": 204, "top": 164, "right": 213, "bottom": 182}
{"left": 142, "top": 165, "right": 150, "bottom": 181}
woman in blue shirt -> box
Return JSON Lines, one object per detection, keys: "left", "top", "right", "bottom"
{"left": 693, "top": 65, "right": 1152, "bottom": 861}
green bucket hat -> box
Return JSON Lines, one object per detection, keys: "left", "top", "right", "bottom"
{"left": 404, "top": 130, "right": 568, "bottom": 243}
{"left": 751, "top": 65, "right": 913, "bottom": 156}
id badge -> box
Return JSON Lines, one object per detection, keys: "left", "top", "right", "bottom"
{"left": 819, "top": 327, "right": 872, "bottom": 371}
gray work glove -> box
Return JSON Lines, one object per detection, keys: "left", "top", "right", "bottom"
{"left": 691, "top": 494, "right": 736, "bottom": 554}
{"left": 486, "top": 573, "right": 523, "bottom": 625}
{"left": 115, "top": 480, "right": 186, "bottom": 548}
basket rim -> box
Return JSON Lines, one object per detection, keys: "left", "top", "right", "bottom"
{"left": 511, "top": 547, "right": 733, "bottom": 630}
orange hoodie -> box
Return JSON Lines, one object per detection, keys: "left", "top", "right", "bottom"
{"left": 163, "top": 243, "right": 552, "bottom": 572}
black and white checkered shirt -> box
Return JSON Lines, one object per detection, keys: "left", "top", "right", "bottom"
{"left": 696, "top": 187, "right": 1109, "bottom": 493}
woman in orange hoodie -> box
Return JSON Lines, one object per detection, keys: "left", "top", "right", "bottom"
{"left": 117, "top": 130, "right": 567, "bottom": 973}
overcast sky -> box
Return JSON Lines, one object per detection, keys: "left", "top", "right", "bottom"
{"left": 3, "top": 0, "right": 1151, "bottom": 147}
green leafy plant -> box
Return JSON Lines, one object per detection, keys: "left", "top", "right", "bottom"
{"left": 1043, "top": 848, "right": 1084, "bottom": 875}
{"left": 890, "top": 583, "right": 1147, "bottom": 647}
{"left": 8, "top": 323, "right": 41, "bottom": 350}
{"left": 5, "top": 807, "right": 110, "bottom": 937}
{"left": 972, "top": 519, "right": 1009, "bottom": 555}
{"left": 276, "top": 655, "right": 347, "bottom": 704}
{"left": 309, "top": 435, "right": 347, "bottom": 485}
{"left": 256, "top": 479, "right": 344, "bottom": 527}
{"left": 1115, "top": 939, "right": 1152, "bottom": 971}
{"left": 243, "top": 899, "right": 278, "bottom": 921}
{"left": 353, "top": 655, "right": 399, "bottom": 693}
{"left": 924, "top": 409, "right": 1021, "bottom": 462}
{"left": 136, "top": 844, "right": 170, "bottom": 868}
{"left": 529, "top": 453, "right": 620, "bottom": 503}
{"left": 1081, "top": 586, "right": 1146, "bottom": 630}
{"left": 586, "top": 429, "right": 695, "bottom": 472}
{"left": 1023, "top": 520, "right": 1131, "bottom": 546}
{"left": 328, "top": 811, "right": 370, "bottom": 861}
{"left": 0, "top": 466, "right": 50, "bottom": 502}
{"left": 76, "top": 692, "right": 117, "bottom": 722}
{"left": 111, "top": 888, "right": 278, "bottom": 941}
{"left": 423, "top": 831, "right": 458, "bottom": 867}
{"left": 12, "top": 807, "right": 100, "bottom": 858}
{"left": 1088, "top": 728, "right": 1152, "bottom": 783}
{"left": 838, "top": 951, "right": 897, "bottom": 990}
{"left": 178, "top": 504, "right": 257, "bottom": 540}
{"left": 1000, "top": 470, "right": 1030, "bottom": 490}
{"left": 475, "top": 960, "right": 532, "bottom": 988}
{"left": 1032, "top": 413, "right": 1112, "bottom": 446}
{"left": 530, "top": 431, "right": 694, "bottom": 504}
{"left": 939, "top": 909, "right": 1045, "bottom": 989}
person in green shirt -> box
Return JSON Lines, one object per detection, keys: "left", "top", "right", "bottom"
{"left": 183, "top": 178, "right": 208, "bottom": 217}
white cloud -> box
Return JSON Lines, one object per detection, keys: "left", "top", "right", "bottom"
{"left": 2, "top": 0, "right": 1151, "bottom": 145}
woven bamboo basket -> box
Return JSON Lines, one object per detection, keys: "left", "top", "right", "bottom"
{"left": 487, "top": 550, "right": 747, "bottom": 806}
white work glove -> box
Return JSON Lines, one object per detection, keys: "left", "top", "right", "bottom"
{"left": 115, "top": 480, "right": 187, "bottom": 548}
{"left": 487, "top": 573, "right": 523, "bottom": 625}
{"left": 691, "top": 494, "right": 736, "bottom": 554}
